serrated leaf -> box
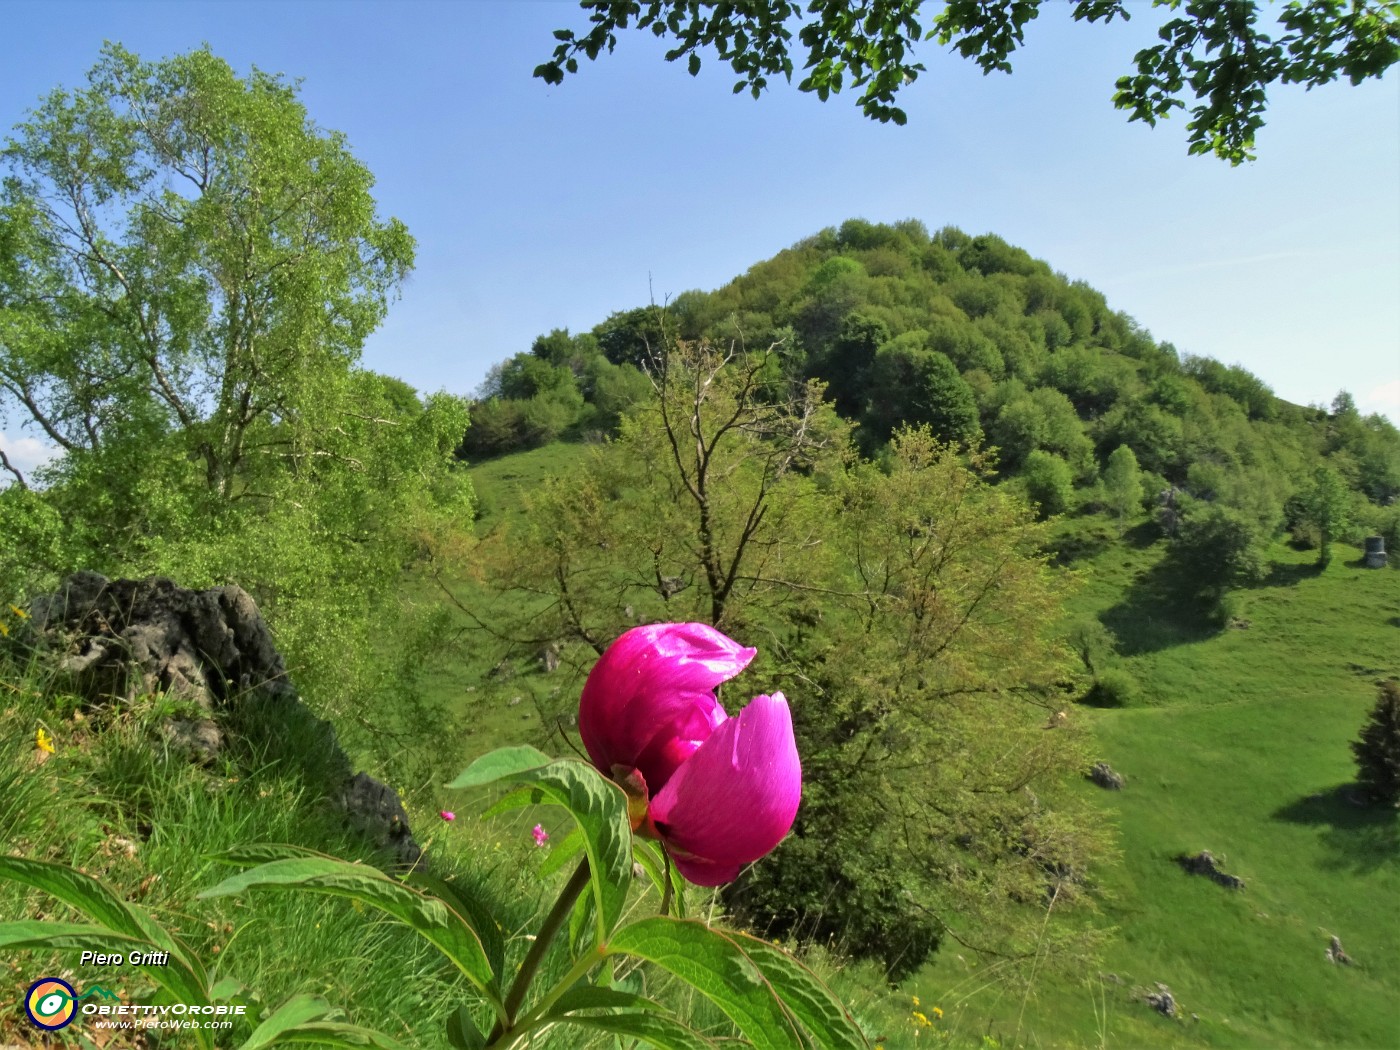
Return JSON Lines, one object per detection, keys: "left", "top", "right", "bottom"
{"left": 606, "top": 918, "right": 802, "bottom": 1050}
{"left": 215, "top": 843, "right": 332, "bottom": 866}
{"left": 726, "top": 933, "right": 868, "bottom": 1050}
{"left": 403, "top": 871, "right": 505, "bottom": 980}
{"left": 199, "top": 858, "right": 502, "bottom": 1014}
{"left": 553, "top": 1010, "right": 719, "bottom": 1050}
{"left": 447, "top": 745, "right": 551, "bottom": 789}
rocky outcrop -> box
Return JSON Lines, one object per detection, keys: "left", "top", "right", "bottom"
{"left": 1088, "top": 761, "right": 1126, "bottom": 789}
{"left": 1175, "top": 850, "right": 1245, "bottom": 890}
{"left": 24, "top": 571, "right": 420, "bottom": 866}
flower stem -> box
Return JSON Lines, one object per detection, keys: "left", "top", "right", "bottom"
{"left": 486, "top": 857, "right": 592, "bottom": 1044}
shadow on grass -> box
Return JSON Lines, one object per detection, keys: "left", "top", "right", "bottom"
{"left": 1273, "top": 783, "right": 1400, "bottom": 874}
{"left": 1261, "top": 560, "right": 1324, "bottom": 587}
{"left": 1100, "top": 557, "right": 1218, "bottom": 655}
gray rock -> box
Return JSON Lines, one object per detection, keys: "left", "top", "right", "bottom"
{"left": 1145, "top": 983, "right": 1177, "bottom": 1017}
{"left": 1176, "top": 850, "right": 1245, "bottom": 890}
{"left": 26, "top": 572, "right": 421, "bottom": 868}
{"left": 1326, "top": 935, "right": 1353, "bottom": 965}
{"left": 1089, "top": 761, "right": 1126, "bottom": 789}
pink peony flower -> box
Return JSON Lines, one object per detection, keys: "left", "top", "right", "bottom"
{"left": 439, "top": 810, "right": 456, "bottom": 822}
{"left": 532, "top": 823, "right": 549, "bottom": 847}
{"left": 578, "top": 622, "right": 801, "bottom": 886}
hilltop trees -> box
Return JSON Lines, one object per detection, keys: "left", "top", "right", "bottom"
{"left": 540, "top": 1, "right": 1400, "bottom": 162}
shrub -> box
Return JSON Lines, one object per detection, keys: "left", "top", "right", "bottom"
{"left": 1352, "top": 680, "right": 1400, "bottom": 806}
{"left": 1085, "top": 668, "right": 1139, "bottom": 708}
{"left": 1023, "top": 450, "right": 1074, "bottom": 518}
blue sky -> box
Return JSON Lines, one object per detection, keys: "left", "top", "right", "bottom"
{"left": 1, "top": 1, "right": 1397, "bottom": 473}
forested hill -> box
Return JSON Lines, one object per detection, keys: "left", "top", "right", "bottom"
{"left": 461, "top": 219, "right": 1400, "bottom": 558}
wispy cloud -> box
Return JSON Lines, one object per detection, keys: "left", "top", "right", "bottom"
{"left": 1359, "top": 379, "right": 1400, "bottom": 424}
{"left": 0, "top": 431, "right": 61, "bottom": 481}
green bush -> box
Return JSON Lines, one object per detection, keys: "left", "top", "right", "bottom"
{"left": 1353, "top": 680, "right": 1400, "bottom": 806}
{"left": 1085, "top": 668, "right": 1139, "bottom": 708}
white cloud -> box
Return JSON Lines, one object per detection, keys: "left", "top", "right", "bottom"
{"left": 0, "top": 431, "right": 62, "bottom": 482}
{"left": 1358, "top": 379, "right": 1400, "bottom": 425}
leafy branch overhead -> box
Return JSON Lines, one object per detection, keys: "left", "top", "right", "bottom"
{"left": 538, "top": 0, "right": 1400, "bottom": 163}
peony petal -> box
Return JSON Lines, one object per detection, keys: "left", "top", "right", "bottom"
{"left": 579, "top": 623, "right": 753, "bottom": 775}
{"left": 650, "top": 693, "right": 801, "bottom": 878}
{"left": 667, "top": 852, "right": 744, "bottom": 887}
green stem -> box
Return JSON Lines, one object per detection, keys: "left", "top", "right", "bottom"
{"left": 486, "top": 857, "right": 592, "bottom": 1044}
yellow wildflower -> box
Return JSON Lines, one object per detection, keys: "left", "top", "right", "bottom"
{"left": 7, "top": 604, "right": 27, "bottom": 619}
{"left": 932, "top": 1006, "right": 943, "bottom": 1020}
{"left": 912, "top": 1010, "right": 930, "bottom": 1027}
{"left": 912, "top": 995, "right": 920, "bottom": 1007}
{"left": 36, "top": 727, "right": 55, "bottom": 753}
{"left": 0, "top": 621, "right": 8, "bottom": 637}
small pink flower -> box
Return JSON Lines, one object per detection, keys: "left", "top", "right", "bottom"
{"left": 439, "top": 810, "right": 456, "bottom": 822}
{"left": 532, "top": 824, "right": 549, "bottom": 847}
{"left": 578, "top": 622, "right": 801, "bottom": 886}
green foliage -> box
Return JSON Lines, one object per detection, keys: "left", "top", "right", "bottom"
{"left": 1303, "top": 465, "right": 1352, "bottom": 565}
{"left": 1085, "top": 667, "right": 1139, "bottom": 708}
{"left": 1168, "top": 500, "right": 1269, "bottom": 606}
{"left": 863, "top": 337, "right": 980, "bottom": 446}
{"left": 1022, "top": 449, "right": 1074, "bottom": 518}
{"left": 0, "top": 48, "right": 473, "bottom": 785}
{"left": 538, "top": 1, "right": 1400, "bottom": 160}
{"left": 1102, "top": 444, "right": 1143, "bottom": 532}
{"left": 1352, "top": 680, "right": 1400, "bottom": 806}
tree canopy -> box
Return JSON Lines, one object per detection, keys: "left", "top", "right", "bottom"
{"left": 540, "top": 0, "right": 1400, "bottom": 162}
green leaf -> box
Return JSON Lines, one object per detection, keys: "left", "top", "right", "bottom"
{"left": 215, "top": 843, "right": 333, "bottom": 866}
{"left": 606, "top": 918, "right": 803, "bottom": 1049}
{"left": 632, "top": 840, "right": 686, "bottom": 918}
{"left": 199, "top": 858, "right": 502, "bottom": 1014}
{"left": 550, "top": 985, "right": 665, "bottom": 1015}
{"left": 445, "top": 1003, "right": 485, "bottom": 1050}
{"left": 538, "top": 823, "right": 585, "bottom": 878}
{"left": 0, "top": 920, "right": 146, "bottom": 955}
{"left": 238, "top": 996, "right": 409, "bottom": 1050}
{"left": 552, "top": 1011, "right": 719, "bottom": 1050}
{"left": 403, "top": 871, "right": 505, "bottom": 980}
{"left": 726, "top": 933, "right": 868, "bottom": 1050}
{"left": 447, "top": 745, "right": 552, "bottom": 789}
{"left": 453, "top": 756, "right": 631, "bottom": 945}
{"left": 251, "top": 1022, "right": 413, "bottom": 1049}
{"left": 0, "top": 855, "right": 205, "bottom": 986}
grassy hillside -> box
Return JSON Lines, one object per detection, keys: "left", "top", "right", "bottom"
{"left": 423, "top": 443, "right": 1400, "bottom": 1050}
{"left": 905, "top": 529, "right": 1399, "bottom": 1049}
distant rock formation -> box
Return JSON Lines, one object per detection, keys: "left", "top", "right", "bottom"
{"left": 24, "top": 571, "right": 421, "bottom": 867}
{"left": 1176, "top": 849, "right": 1245, "bottom": 890}
{"left": 1144, "top": 983, "right": 1177, "bottom": 1017}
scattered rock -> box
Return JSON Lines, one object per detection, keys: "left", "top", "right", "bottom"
{"left": 538, "top": 642, "right": 561, "bottom": 673}
{"left": 1088, "top": 761, "right": 1126, "bottom": 790}
{"left": 340, "top": 772, "right": 421, "bottom": 868}
{"left": 1144, "top": 983, "right": 1177, "bottom": 1017}
{"left": 1326, "top": 935, "right": 1353, "bottom": 965}
{"left": 161, "top": 718, "right": 224, "bottom": 764}
{"left": 1045, "top": 710, "right": 1069, "bottom": 729}
{"left": 508, "top": 695, "right": 523, "bottom": 707}
{"left": 1176, "top": 850, "right": 1245, "bottom": 890}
